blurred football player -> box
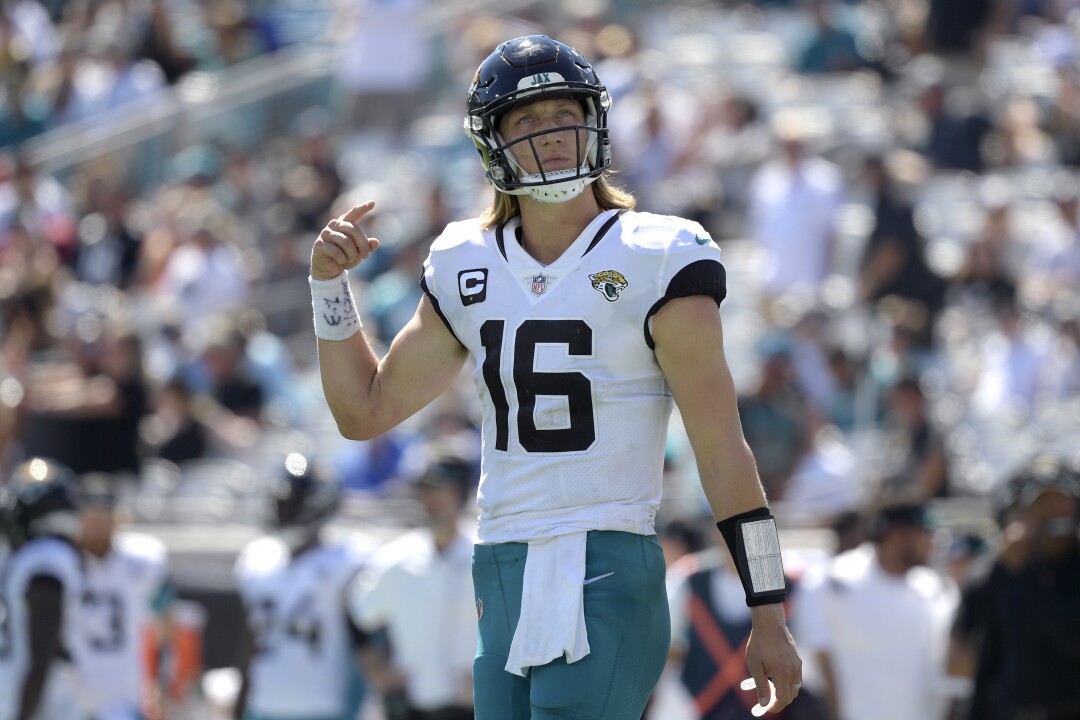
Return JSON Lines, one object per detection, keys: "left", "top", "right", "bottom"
{"left": 0, "top": 458, "right": 87, "bottom": 720}
{"left": 75, "top": 474, "right": 172, "bottom": 720}
{"left": 233, "top": 452, "right": 374, "bottom": 720}
{"left": 347, "top": 444, "right": 478, "bottom": 719}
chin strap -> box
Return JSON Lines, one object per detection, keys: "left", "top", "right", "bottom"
{"left": 508, "top": 165, "right": 598, "bottom": 203}
{"left": 716, "top": 507, "right": 788, "bottom": 607}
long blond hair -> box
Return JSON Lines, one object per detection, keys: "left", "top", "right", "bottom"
{"left": 478, "top": 174, "right": 636, "bottom": 229}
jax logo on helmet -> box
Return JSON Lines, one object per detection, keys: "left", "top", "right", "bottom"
{"left": 520, "top": 72, "right": 564, "bottom": 89}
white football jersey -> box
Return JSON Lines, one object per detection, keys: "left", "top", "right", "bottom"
{"left": 78, "top": 532, "right": 170, "bottom": 720}
{"left": 422, "top": 209, "right": 726, "bottom": 543}
{"left": 234, "top": 535, "right": 373, "bottom": 717}
{"left": 0, "top": 538, "right": 86, "bottom": 720}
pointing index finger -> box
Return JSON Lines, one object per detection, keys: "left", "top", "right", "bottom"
{"left": 340, "top": 201, "right": 375, "bottom": 224}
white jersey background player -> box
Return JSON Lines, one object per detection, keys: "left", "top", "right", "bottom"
{"left": 76, "top": 475, "right": 172, "bottom": 720}
{"left": 0, "top": 458, "right": 87, "bottom": 720}
{"left": 233, "top": 453, "right": 374, "bottom": 720}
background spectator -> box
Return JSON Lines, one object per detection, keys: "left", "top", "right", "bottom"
{"left": 795, "top": 503, "right": 958, "bottom": 720}
{"left": 348, "top": 444, "right": 478, "bottom": 719}
{"left": 946, "top": 455, "right": 1080, "bottom": 720}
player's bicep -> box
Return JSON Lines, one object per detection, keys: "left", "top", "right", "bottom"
{"left": 653, "top": 296, "right": 743, "bottom": 452}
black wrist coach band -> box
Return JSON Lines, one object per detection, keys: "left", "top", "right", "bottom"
{"left": 716, "top": 506, "right": 788, "bottom": 607}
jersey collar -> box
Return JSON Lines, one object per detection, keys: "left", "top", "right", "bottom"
{"left": 495, "top": 208, "right": 625, "bottom": 267}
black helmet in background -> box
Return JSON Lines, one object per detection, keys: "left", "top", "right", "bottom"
{"left": 269, "top": 452, "right": 340, "bottom": 551}
{"left": 4, "top": 457, "right": 81, "bottom": 548}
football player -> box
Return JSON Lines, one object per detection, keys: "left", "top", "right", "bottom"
{"left": 75, "top": 474, "right": 172, "bottom": 720}
{"left": 0, "top": 458, "right": 87, "bottom": 720}
{"left": 309, "top": 34, "right": 802, "bottom": 719}
{"left": 233, "top": 452, "right": 374, "bottom": 720}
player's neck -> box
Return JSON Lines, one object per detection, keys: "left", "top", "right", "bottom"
{"left": 85, "top": 546, "right": 111, "bottom": 560}
{"left": 432, "top": 518, "right": 459, "bottom": 553}
{"left": 517, "top": 190, "right": 602, "bottom": 266}
{"left": 875, "top": 544, "right": 913, "bottom": 577}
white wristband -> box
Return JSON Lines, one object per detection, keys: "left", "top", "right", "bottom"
{"left": 310, "top": 273, "right": 361, "bottom": 341}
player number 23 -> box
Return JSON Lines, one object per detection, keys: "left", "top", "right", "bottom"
{"left": 480, "top": 319, "right": 596, "bottom": 453}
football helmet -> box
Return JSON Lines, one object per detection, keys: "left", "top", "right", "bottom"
{"left": 5, "top": 457, "right": 80, "bottom": 547}
{"left": 465, "top": 35, "right": 613, "bottom": 203}
{"left": 269, "top": 452, "right": 340, "bottom": 541}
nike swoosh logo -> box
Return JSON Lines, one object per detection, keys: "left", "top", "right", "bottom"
{"left": 584, "top": 572, "right": 615, "bottom": 585}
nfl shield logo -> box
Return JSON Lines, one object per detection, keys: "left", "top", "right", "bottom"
{"left": 531, "top": 274, "right": 548, "bottom": 295}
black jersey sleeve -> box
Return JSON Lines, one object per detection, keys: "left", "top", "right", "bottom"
{"left": 644, "top": 259, "right": 727, "bottom": 350}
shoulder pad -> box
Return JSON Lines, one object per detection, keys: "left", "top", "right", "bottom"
{"left": 115, "top": 532, "right": 169, "bottom": 565}
{"left": 16, "top": 537, "right": 80, "bottom": 582}
{"left": 429, "top": 218, "right": 486, "bottom": 252}
{"left": 619, "top": 211, "right": 714, "bottom": 252}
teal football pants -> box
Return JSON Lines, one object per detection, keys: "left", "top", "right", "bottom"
{"left": 472, "top": 531, "right": 670, "bottom": 720}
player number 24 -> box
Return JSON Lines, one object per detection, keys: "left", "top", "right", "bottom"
{"left": 251, "top": 595, "right": 322, "bottom": 656}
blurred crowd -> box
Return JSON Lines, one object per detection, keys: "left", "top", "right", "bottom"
{"left": 2, "top": 0, "right": 1080, "bottom": 718}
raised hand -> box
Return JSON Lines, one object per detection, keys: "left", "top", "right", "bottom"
{"left": 311, "top": 201, "right": 381, "bottom": 280}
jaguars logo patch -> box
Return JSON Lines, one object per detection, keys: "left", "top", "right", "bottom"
{"left": 589, "top": 270, "right": 628, "bottom": 302}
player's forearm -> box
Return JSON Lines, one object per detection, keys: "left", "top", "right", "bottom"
{"left": 18, "top": 647, "right": 52, "bottom": 719}
{"left": 696, "top": 433, "right": 770, "bottom": 520}
{"left": 664, "top": 362, "right": 770, "bottom": 516}
{"left": 20, "top": 578, "right": 63, "bottom": 720}
{"left": 652, "top": 297, "right": 771, "bottom": 517}
{"left": 317, "top": 334, "right": 384, "bottom": 439}
{"left": 750, "top": 602, "right": 786, "bottom": 626}
{"left": 16, "top": 671, "right": 46, "bottom": 720}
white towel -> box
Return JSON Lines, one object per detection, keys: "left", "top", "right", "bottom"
{"left": 504, "top": 532, "right": 590, "bottom": 676}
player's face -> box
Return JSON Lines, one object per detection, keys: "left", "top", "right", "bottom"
{"left": 903, "top": 525, "right": 934, "bottom": 568}
{"left": 79, "top": 506, "right": 115, "bottom": 557}
{"left": 499, "top": 98, "right": 588, "bottom": 175}
{"left": 417, "top": 483, "right": 462, "bottom": 525}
